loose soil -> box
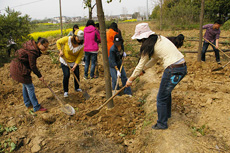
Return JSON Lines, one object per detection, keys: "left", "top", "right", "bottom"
{"left": 0, "top": 21, "right": 230, "bottom": 152}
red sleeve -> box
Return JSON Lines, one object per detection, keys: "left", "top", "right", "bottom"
{"left": 28, "top": 53, "right": 42, "bottom": 78}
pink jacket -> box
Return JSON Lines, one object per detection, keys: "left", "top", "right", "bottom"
{"left": 84, "top": 25, "right": 101, "bottom": 52}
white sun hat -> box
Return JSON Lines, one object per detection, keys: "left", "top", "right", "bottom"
{"left": 131, "top": 23, "right": 155, "bottom": 40}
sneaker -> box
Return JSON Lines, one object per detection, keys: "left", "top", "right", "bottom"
{"left": 83, "top": 76, "right": 88, "bottom": 80}
{"left": 90, "top": 75, "right": 98, "bottom": 79}
{"left": 152, "top": 123, "right": 167, "bottom": 130}
{"left": 76, "top": 89, "right": 82, "bottom": 92}
{"left": 128, "top": 94, "right": 132, "bottom": 97}
{"left": 64, "top": 92, "right": 68, "bottom": 98}
{"left": 217, "top": 61, "right": 221, "bottom": 65}
{"left": 37, "top": 106, "right": 47, "bottom": 112}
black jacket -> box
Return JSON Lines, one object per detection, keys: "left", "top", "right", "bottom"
{"left": 108, "top": 44, "right": 124, "bottom": 69}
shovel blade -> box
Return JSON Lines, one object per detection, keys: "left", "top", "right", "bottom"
{"left": 83, "top": 91, "right": 90, "bottom": 100}
{"left": 86, "top": 110, "right": 99, "bottom": 117}
{"left": 60, "top": 104, "right": 75, "bottom": 115}
{"left": 212, "top": 67, "right": 223, "bottom": 72}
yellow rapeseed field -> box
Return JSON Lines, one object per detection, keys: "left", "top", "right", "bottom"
{"left": 29, "top": 26, "right": 85, "bottom": 40}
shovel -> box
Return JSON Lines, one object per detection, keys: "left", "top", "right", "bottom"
{"left": 43, "top": 81, "right": 75, "bottom": 115}
{"left": 86, "top": 86, "right": 126, "bottom": 117}
{"left": 62, "top": 56, "right": 90, "bottom": 100}
{"left": 212, "top": 60, "right": 230, "bottom": 71}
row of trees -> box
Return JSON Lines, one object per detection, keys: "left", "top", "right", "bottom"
{"left": 151, "top": 0, "right": 230, "bottom": 27}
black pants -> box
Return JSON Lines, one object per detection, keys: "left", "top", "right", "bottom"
{"left": 61, "top": 63, "right": 80, "bottom": 92}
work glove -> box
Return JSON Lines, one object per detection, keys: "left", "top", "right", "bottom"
{"left": 117, "top": 70, "right": 121, "bottom": 77}
{"left": 123, "top": 52, "right": 127, "bottom": 57}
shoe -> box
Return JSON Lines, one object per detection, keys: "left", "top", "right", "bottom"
{"left": 36, "top": 106, "right": 47, "bottom": 112}
{"left": 128, "top": 94, "right": 132, "bottom": 97}
{"left": 152, "top": 123, "right": 167, "bottom": 130}
{"left": 90, "top": 75, "right": 98, "bottom": 79}
{"left": 217, "top": 61, "right": 221, "bottom": 65}
{"left": 76, "top": 89, "right": 82, "bottom": 92}
{"left": 64, "top": 92, "right": 68, "bottom": 98}
{"left": 83, "top": 76, "right": 88, "bottom": 80}
{"left": 26, "top": 105, "right": 33, "bottom": 109}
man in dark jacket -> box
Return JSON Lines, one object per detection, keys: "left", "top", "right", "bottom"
{"left": 109, "top": 34, "right": 132, "bottom": 96}
{"left": 10, "top": 38, "right": 49, "bottom": 112}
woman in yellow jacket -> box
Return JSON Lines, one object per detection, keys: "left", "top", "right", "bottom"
{"left": 56, "top": 29, "right": 84, "bottom": 97}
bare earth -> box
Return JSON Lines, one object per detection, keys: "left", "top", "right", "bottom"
{"left": 0, "top": 22, "right": 230, "bottom": 152}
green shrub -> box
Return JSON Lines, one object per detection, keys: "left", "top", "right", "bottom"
{"left": 222, "top": 20, "right": 230, "bottom": 30}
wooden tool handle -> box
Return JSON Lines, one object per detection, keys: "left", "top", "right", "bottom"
{"left": 43, "top": 80, "right": 64, "bottom": 106}
{"left": 62, "top": 56, "right": 81, "bottom": 85}
{"left": 203, "top": 37, "right": 230, "bottom": 59}
{"left": 98, "top": 86, "right": 126, "bottom": 110}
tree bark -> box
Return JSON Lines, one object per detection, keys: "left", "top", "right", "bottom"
{"left": 89, "top": 7, "right": 92, "bottom": 20}
{"left": 95, "top": 0, "right": 114, "bottom": 108}
{"left": 197, "top": 0, "right": 205, "bottom": 61}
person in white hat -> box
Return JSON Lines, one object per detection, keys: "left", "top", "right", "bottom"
{"left": 126, "top": 23, "right": 187, "bottom": 130}
{"left": 57, "top": 29, "right": 84, "bottom": 97}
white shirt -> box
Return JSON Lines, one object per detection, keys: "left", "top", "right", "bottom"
{"left": 131, "top": 35, "right": 184, "bottom": 78}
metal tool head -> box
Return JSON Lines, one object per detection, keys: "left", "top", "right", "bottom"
{"left": 86, "top": 110, "right": 99, "bottom": 117}
{"left": 83, "top": 91, "right": 90, "bottom": 100}
{"left": 60, "top": 104, "right": 75, "bottom": 115}
{"left": 211, "top": 67, "right": 223, "bottom": 72}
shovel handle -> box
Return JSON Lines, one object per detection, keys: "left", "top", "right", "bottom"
{"left": 113, "top": 63, "right": 124, "bottom": 95}
{"left": 203, "top": 38, "right": 230, "bottom": 59}
{"left": 98, "top": 86, "right": 126, "bottom": 111}
{"left": 43, "top": 80, "right": 64, "bottom": 106}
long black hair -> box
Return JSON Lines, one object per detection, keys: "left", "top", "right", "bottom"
{"left": 167, "top": 34, "right": 184, "bottom": 48}
{"left": 139, "top": 34, "right": 158, "bottom": 58}
{"left": 72, "top": 24, "right": 79, "bottom": 34}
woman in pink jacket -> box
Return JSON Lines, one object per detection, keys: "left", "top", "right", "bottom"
{"left": 83, "top": 20, "right": 101, "bottom": 79}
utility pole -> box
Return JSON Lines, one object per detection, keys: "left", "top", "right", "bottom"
{"left": 59, "top": 0, "right": 63, "bottom": 37}
{"left": 197, "top": 0, "right": 205, "bottom": 61}
{"left": 146, "top": 0, "right": 149, "bottom": 20}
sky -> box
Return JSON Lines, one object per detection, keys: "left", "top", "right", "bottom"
{"left": 0, "top": 0, "right": 156, "bottom": 20}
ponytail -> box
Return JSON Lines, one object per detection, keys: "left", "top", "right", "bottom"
{"left": 140, "top": 34, "right": 158, "bottom": 58}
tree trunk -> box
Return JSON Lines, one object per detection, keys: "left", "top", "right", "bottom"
{"left": 89, "top": 7, "right": 92, "bottom": 20}
{"left": 95, "top": 0, "right": 114, "bottom": 108}
{"left": 197, "top": 0, "right": 205, "bottom": 61}
{"left": 160, "top": 0, "right": 163, "bottom": 31}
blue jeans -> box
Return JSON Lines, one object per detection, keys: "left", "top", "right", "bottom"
{"left": 22, "top": 83, "right": 41, "bottom": 112}
{"left": 201, "top": 40, "right": 220, "bottom": 62}
{"left": 61, "top": 63, "right": 80, "bottom": 92}
{"left": 84, "top": 52, "right": 97, "bottom": 78}
{"left": 156, "top": 65, "right": 187, "bottom": 128}
{"left": 110, "top": 67, "right": 132, "bottom": 95}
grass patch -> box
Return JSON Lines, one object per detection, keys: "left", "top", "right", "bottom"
{"left": 191, "top": 124, "right": 207, "bottom": 136}
{"left": 49, "top": 52, "right": 59, "bottom": 64}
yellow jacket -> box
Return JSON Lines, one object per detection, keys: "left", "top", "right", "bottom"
{"left": 56, "top": 36, "right": 84, "bottom": 64}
